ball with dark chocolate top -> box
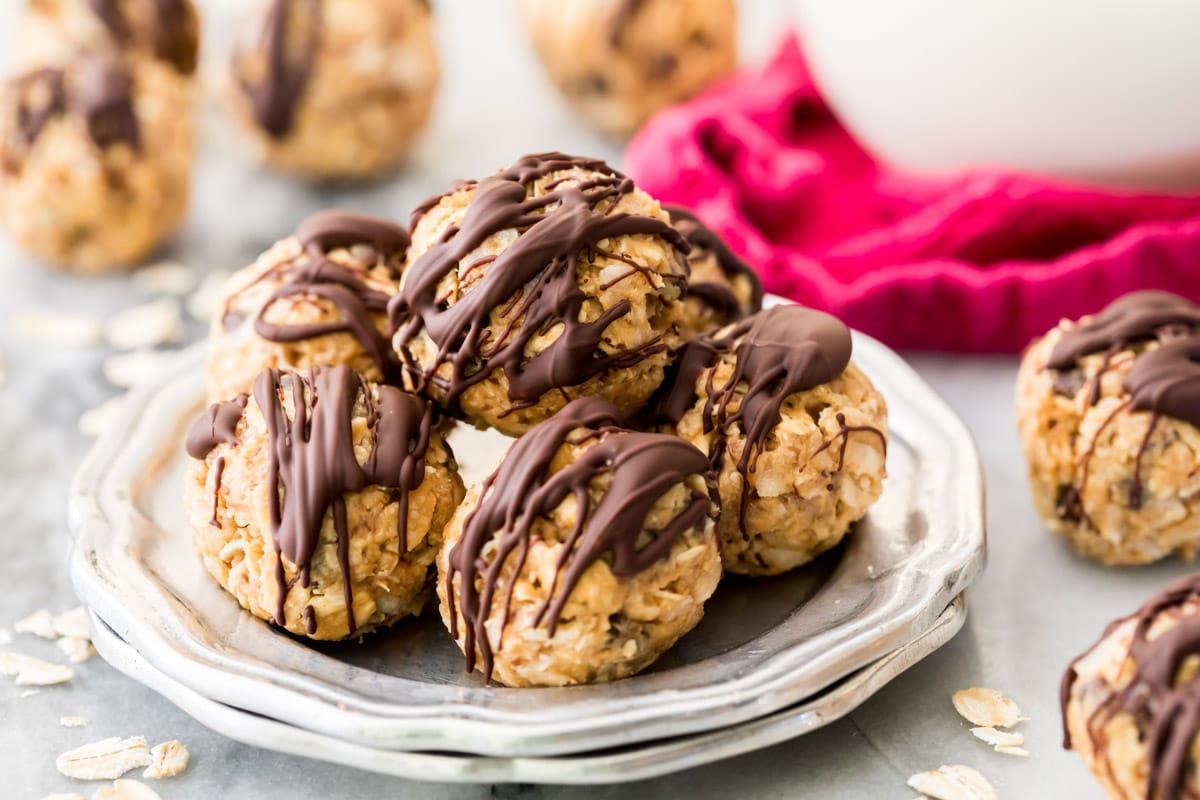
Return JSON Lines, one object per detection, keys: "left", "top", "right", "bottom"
{"left": 185, "top": 365, "right": 464, "bottom": 640}
{"left": 206, "top": 209, "right": 408, "bottom": 401}
{"left": 1016, "top": 290, "right": 1200, "bottom": 565}
{"left": 16, "top": 0, "right": 200, "bottom": 77}
{"left": 519, "top": 0, "right": 737, "bottom": 136}
{"left": 658, "top": 305, "right": 889, "bottom": 576}
{"left": 229, "top": 0, "right": 438, "bottom": 179}
{"left": 437, "top": 396, "right": 721, "bottom": 687}
{"left": 0, "top": 53, "right": 192, "bottom": 271}
{"left": 1062, "top": 574, "right": 1200, "bottom": 800}
{"left": 390, "top": 152, "right": 690, "bottom": 437}
{"left": 667, "top": 204, "right": 763, "bottom": 342}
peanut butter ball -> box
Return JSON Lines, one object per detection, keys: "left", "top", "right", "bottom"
{"left": 437, "top": 397, "right": 721, "bottom": 686}
{"left": 185, "top": 365, "right": 464, "bottom": 640}
{"left": 230, "top": 0, "right": 438, "bottom": 179}
{"left": 1017, "top": 291, "right": 1200, "bottom": 565}
{"left": 391, "top": 152, "right": 690, "bottom": 436}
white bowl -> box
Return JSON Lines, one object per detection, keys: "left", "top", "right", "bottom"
{"left": 793, "top": 0, "right": 1200, "bottom": 189}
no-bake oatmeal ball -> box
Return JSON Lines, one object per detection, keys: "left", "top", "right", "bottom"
{"left": 390, "top": 152, "right": 690, "bottom": 437}
{"left": 656, "top": 305, "right": 888, "bottom": 576}
{"left": 16, "top": 0, "right": 200, "bottom": 77}
{"left": 0, "top": 54, "right": 193, "bottom": 271}
{"left": 1062, "top": 573, "right": 1200, "bottom": 800}
{"left": 666, "top": 204, "right": 763, "bottom": 343}
{"left": 437, "top": 397, "right": 721, "bottom": 687}
{"left": 185, "top": 365, "right": 464, "bottom": 640}
{"left": 1016, "top": 291, "right": 1200, "bottom": 565}
{"left": 230, "top": 0, "right": 439, "bottom": 179}
{"left": 519, "top": 0, "right": 737, "bottom": 136}
{"left": 206, "top": 210, "right": 408, "bottom": 402}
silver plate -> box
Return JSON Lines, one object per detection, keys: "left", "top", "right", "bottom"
{"left": 88, "top": 596, "right": 965, "bottom": 784}
{"left": 68, "top": 303, "right": 985, "bottom": 758}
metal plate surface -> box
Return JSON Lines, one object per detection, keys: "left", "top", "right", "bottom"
{"left": 69, "top": 304, "right": 985, "bottom": 757}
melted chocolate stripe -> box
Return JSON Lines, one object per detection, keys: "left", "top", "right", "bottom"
{"left": 1044, "top": 292, "right": 1200, "bottom": 521}
{"left": 1063, "top": 574, "right": 1200, "bottom": 800}
{"left": 7, "top": 58, "right": 140, "bottom": 157}
{"left": 229, "top": 210, "right": 407, "bottom": 379}
{"left": 666, "top": 204, "right": 764, "bottom": 322}
{"left": 446, "top": 396, "right": 712, "bottom": 682}
{"left": 390, "top": 152, "right": 688, "bottom": 409}
{"left": 239, "top": 0, "right": 320, "bottom": 137}
{"left": 187, "top": 366, "right": 433, "bottom": 636}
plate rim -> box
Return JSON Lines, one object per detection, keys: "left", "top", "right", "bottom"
{"left": 85, "top": 596, "right": 967, "bottom": 784}
{"left": 68, "top": 297, "right": 986, "bottom": 757}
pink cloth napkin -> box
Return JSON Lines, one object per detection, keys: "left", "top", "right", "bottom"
{"left": 626, "top": 38, "right": 1200, "bottom": 352}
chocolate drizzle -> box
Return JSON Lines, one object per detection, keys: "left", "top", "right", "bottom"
{"left": 1124, "top": 334, "right": 1200, "bottom": 430}
{"left": 86, "top": 0, "right": 198, "bottom": 75}
{"left": 188, "top": 366, "right": 434, "bottom": 635}
{"left": 445, "top": 396, "right": 712, "bottom": 682}
{"left": 666, "top": 205, "right": 763, "bottom": 325}
{"left": 5, "top": 57, "right": 139, "bottom": 164}
{"left": 657, "top": 306, "right": 883, "bottom": 529}
{"left": 389, "top": 152, "right": 688, "bottom": 411}
{"left": 1045, "top": 292, "right": 1200, "bottom": 519}
{"left": 186, "top": 394, "right": 247, "bottom": 458}
{"left": 238, "top": 0, "right": 321, "bottom": 137}
{"left": 1062, "top": 573, "right": 1200, "bottom": 800}
{"left": 225, "top": 210, "right": 408, "bottom": 381}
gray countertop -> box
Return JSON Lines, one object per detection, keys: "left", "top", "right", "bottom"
{"left": 1, "top": 1, "right": 1190, "bottom": 797}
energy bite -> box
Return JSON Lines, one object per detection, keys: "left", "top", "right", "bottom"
{"left": 185, "top": 365, "right": 464, "bottom": 640}
{"left": 230, "top": 0, "right": 439, "bottom": 179}
{"left": 1062, "top": 573, "right": 1200, "bottom": 800}
{"left": 1016, "top": 291, "right": 1200, "bottom": 565}
{"left": 16, "top": 0, "right": 200, "bottom": 76}
{"left": 519, "top": 0, "right": 737, "bottom": 136}
{"left": 666, "top": 204, "right": 763, "bottom": 343}
{"left": 0, "top": 54, "right": 193, "bottom": 271}
{"left": 390, "top": 152, "right": 690, "bottom": 437}
{"left": 438, "top": 397, "right": 721, "bottom": 687}
{"left": 206, "top": 209, "right": 408, "bottom": 402}
{"left": 656, "top": 305, "right": 888, "bottom": 576}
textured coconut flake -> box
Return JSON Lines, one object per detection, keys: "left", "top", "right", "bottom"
{"left": 60, "top": 716, "right": 88, "bottom": 728}
{"left": 952, "top": 687, "right": 1027, "bottom": 729}
{"left": 57, "top": 636, "right": 95, "bottom": 664}
{"left": 0, "top": 653, "right": 74, "bottom": 685}
{"left": 142, "top": 741, "right": 189, "bottom": 779}
{"left": 186, "top": 269, "right": 233, "bottom": 321}
{"left": 15, "top": 609, "right": 57, "bottom": 639}
{"left": 908, "top": 764, "right": 998, "bottom": 800}
{"left": 102, "top": 350, "right": 175, "bottom": 389}
{"left": 52, "top": 607, "right": 90, "bottom": 639}
{"left": 132, "top": 262, "right": 195, "bottom": 296}
{"left": 56, "top": 737, "right": 152, "bottom": 781}
{"left": 103, "top": 299, "right": 183, "bottom": 350}
{"left": 79, "top": 397, "right": 124, "bottom": 438}
{"left": 12, "top": 309, "right": 101, "bottom": 345}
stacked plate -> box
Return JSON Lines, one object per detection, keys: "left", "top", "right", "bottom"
{"left": 67, "top": 309, "right": 985, "bottom": 784}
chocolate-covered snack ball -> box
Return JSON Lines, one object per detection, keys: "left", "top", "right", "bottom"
{"left": 667, "top": 205, "right": 763, "bottom": 343}
{"left": 390, "top": 152, "right": 690, "bottom": 437}
{"left": 1062, "top": 574, "right": 1200, "bottom": 800}
{"left": 206, "top": 210, "right": 408, "bottom": 402}
{"left": 0, "top": 55, "right": 193, "bottom": 272}
{"left": 437, "top": 397, "right": 721, "bottom": 687}
{"left": 519, "top": 0, "right": 736, "bottom": 136}
{"left": 1016, "top": 291, "right": 1200, "bottom": 565}
{"left": 657, "top": 306, "right": 888, "bottom": 576}
{"left": 230, "top": 0, "right": 438, "bottom": 180}
{"left": 185, "top": 366, "right": 464, "bottom": 641}
{"left": 17, "top": 0, "right": 199, "bottom": 77}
